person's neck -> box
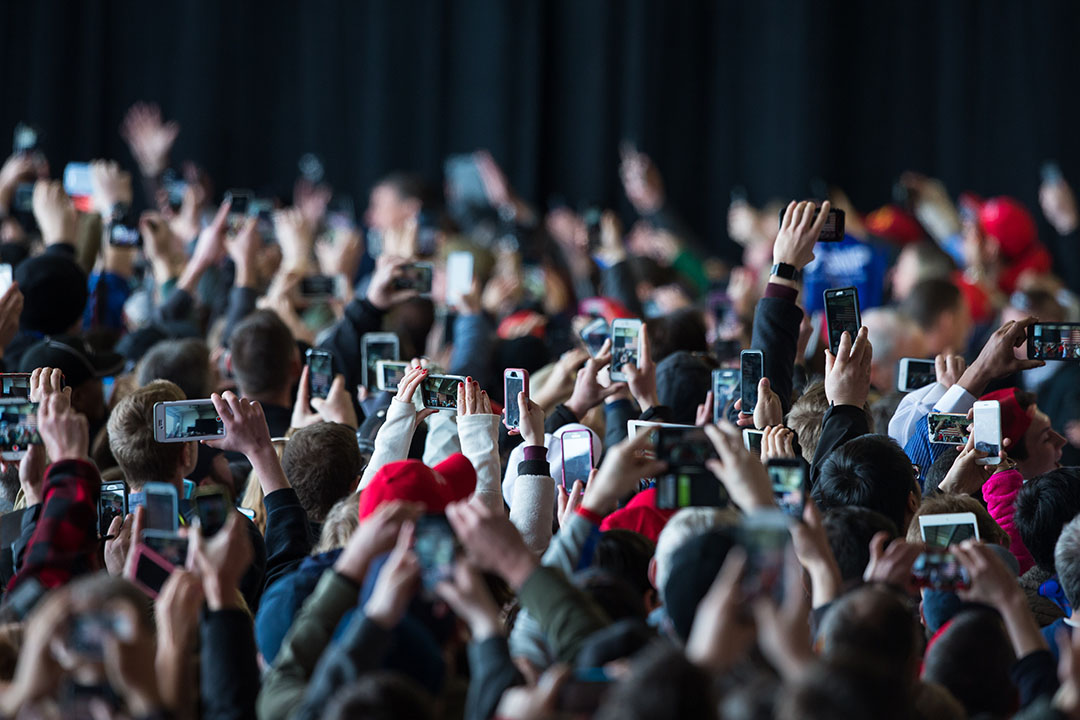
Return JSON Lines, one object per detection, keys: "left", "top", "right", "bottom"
{"left": 132, "top": 476, "right": 184, "bottom": 495}
{"left": 242, "top": 387, "right": 291, "bottom": 409}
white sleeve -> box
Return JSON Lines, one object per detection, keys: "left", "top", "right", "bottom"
{"left": 933, "top": 384, "right": 977, "bottom": 414}
{"left": 888, "top": 382, "right": 946, "bottom": 446}
{"left": 457, "top": 414, "right": 504, "bottom": 514}
{"left": 358, "top": 399, "right": 417, "bottom": 490}
{"left": 422, "top": 411, "right": 461, "bottom": 468}
{"left": 509, "top": 472, "right": 556, "bottom": 555}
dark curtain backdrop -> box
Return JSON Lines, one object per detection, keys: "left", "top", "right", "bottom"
{"left": 3, "top": 0, "right": 1080, "bottom": 262}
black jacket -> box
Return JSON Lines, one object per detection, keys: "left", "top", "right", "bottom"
{"left": 262, "top": 488, "right": 315, "bottom": 595}
{"left": 201, "top": 608, "right": 260, "bottom": 720}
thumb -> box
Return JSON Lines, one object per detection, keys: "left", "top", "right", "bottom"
{"left": 758, "top": 376, "right": 771, "bottom": 395}
{"left": 865, "top": 531, "right": 890, "bottom": 578}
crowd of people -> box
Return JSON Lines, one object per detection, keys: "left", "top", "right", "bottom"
{"left": 1, "top": 99, "right": 1080, "bottom": 719}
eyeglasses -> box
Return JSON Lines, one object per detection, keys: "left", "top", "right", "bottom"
{"left": 911, "top": 464, "right": 922, "bottom": 481}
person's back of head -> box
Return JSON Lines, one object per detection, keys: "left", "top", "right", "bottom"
{"left": 818, "top": 585, "right": 923, "bottom": 685}
{"left": 229, "top": 310, "right": 297, "bottom": 399}
{"left": 655, "top": 350, "right": 715, "bottom": 425}
{"left": 1014, "top": 467, "right": 1080, "bottom": 573}
{"left": 892, "top": 241, "right": 956, "bottom": 300}
{"left": 594, "top": 529, "right": 656, "bottom": 601}
{"left": 648, "top": 309, "right": 708, "bottom": 364}
{"left": 906, "top": 493, "right": 1011, "bottom": 548}
{"left": 787, "top": 382, "right": 829, "bottom": 464}
{"left": 1055, "top": 513, "right": 1080, "bottom": 611}
{"left": 282, "top": 422, "right": 361, "bottom": 523}
{"left": 921, "top": 608, "right": 1018, "bottom": 717}
{"left": 323, "top": 672, "right": 435, "bottom": 720}
{"left": 862, "top": 308, "right": 926, "bottom": 391}
{"left": 595, "top": 642, "right": 718, "bottom": 720}
{"left": 901, "top": 279, "right": 969, "bottom": 354}
{"left": 924, "top": 446, "right": 961, "bottom": 492}
{"left": 575, "top": 568, "right": 648, "bottom": 621}
{"left": 107, "top": 380, "right": 187, "bottom": 491}
{"left": 811, "top": 434, "right": 917, "bottom": 534}
{"left": 136, "top": 338, "right": 212, "bottom": 399}
{"left": 313, "top": 493, "right": 362, "bottom": 554}
{"left": 778, "top": 654, "right": 911, "bottom": 720}
{"left": 822, "top": 506, "right": 898, "bottom": 584}
{"left": 654, "top": 507, "right": 735, "bottom": 603}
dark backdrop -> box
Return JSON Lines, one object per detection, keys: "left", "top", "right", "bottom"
{"left": 3, "top": 0, "right": 1080, "bottom": 262}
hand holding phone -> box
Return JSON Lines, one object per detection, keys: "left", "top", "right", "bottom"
{"left": 972, "top": 400, "right": 1002, "bottom": 465}
{"left": 824, "top": 287, "right": 861, "bottom": 356}
{"left": 560, "top": 429, "right": 593, "bottom": 491}
{"left": 739, "top": 350, "right": 763, "bottom": 414}
{"left": 897, "top": 358, "right": 936, "bottom": 392}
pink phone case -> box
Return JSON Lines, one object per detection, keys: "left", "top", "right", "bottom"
{"left": 126, "top": 543, "right": 176, "bottom": 599}
{"left": 503, "top": 368, "right": 530, "bottom": 430}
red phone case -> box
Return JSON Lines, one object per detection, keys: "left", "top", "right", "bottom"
{"left": 126, "top": 543, "right": 176, "bottom": 599}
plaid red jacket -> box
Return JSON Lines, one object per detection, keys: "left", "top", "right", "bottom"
{"left": 7, "top": 458, "right": 102, "bottom": 593}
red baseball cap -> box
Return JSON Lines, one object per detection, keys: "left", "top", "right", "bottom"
{"left": 979, "top": 388, "right": 1033, "bottom": 447}
{"left": 358, "top": 453, "right": 477, "bottom": 520}
{"left": 865, "top": 205, "right": 925, "bottom": 245}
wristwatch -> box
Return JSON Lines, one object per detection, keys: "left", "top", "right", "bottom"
{"left": 770, "top": 262, "right": 800, "bottom": 281}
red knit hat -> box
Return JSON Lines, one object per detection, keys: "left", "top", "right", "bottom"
{"left": 979, "top": 388, "right": 1033, "bottom": 446}
{"left": 358, "top": 453, "right": 476, "bottom": 520}
{"left": 978, "top": 197, "right": 1038, "bottom": 260}
{"left": 865, "top": 205, "right": 925, "bottom": 245}
{"left": 601, "top": 487, "right": 676, "bottom": 543}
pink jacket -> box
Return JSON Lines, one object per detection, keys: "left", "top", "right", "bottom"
{"left": 983, "top": 469, "right": 1035, "bottom": 575}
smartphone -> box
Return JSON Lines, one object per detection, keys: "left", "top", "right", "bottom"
{"left": 0, "top": 373, "right": 31, "bottom": 399}
{"left": 503, "top": 369, "right": 529, "bottom": 430}
{"left": 376, "top": 360, "right": 410, "bottom": 392}
{"left": 135, "top": 481, "right": 179, "bottom": 532}
{"left": 182, "top": 479, "right": 196, "bottom": 499}
{"left": 712, "top": 368, "right": 739, "bottom": 422}
{"left": 98, "top": 480, "right": 128, "bottom": 537}
{"left": 420, "top": 374, "right": 466, "bottom": 411}
{"left": 192, "top": 486, "right": 232, "bottom": 537}
{"left": 395, "top": 262, "right": 434, "bottom": 294}
{"left": 0, "top": 264, "right": 12, "bottom": 295}
{"left": 161, "top": 168, "right": 187, "bottom": 209}
{"left": 560, "top": 429, "right": 593, "bottom": 491}
{"left": 12, "top": 184, "right": 34, "bottom": 214}
{"left": 223, "top": 189, "right": 252, "bottom": 216}
{"left": 305, "top": 348, "right": 334, "bottom": 400}
{"left": 1027, "top": 322, "right": 1080, "bottom": 361}
{"left": 898, "top": 357, "right": 936, "bottom": 392}
{"left": 972, "top": 400, "right": 1003, "bottom": 466}
{"left": 740, "top": 510, "right": 791, "bottom": 601}
{"left": 108, "top": 220, "right": 141, "bottom": 248}
{"left": 655, "top": 426, "right": 718, "bottom": 470}
{"left": 67, "top": 611, "right": 132, "bottom": 660}
{"left": 656, "top": 470, "right": 727, "bottom": 509}
{"left": 299, "top": 274, "right": 337, "bottom": 301}
{"left": 556, "top": 668, "right": 614, "bottom": 715}
{"left": 13, "top": 123, "right": 40, "bottom": 155}
{"left": 919, "top": 512, "right": 980, "bottom": 548}
{"left": 739, "top": 350, "right": 763, "bottom": 414}
{"left": 610, "top": 319, "right": 643, "bottom": 382}
{"left": 446, "top": 251, "right": 475, "bottom": 304}
{"left": 579, "top": 317, "right": 610, "bottom": 357}
{"left": 768, "top": 459, "right": 806, "bottom": 518}
{"left": 927, "top": 413, "right": 970, "bottom": 445}
{"left": 824, "top": 287, "right": 861, "bottom": 356}
{"left": 414, "top": 514, "right": 458, "bottom": 591}
{"left": 911, "top": 551, "right": 971, "bottom": 591}
{"left": 62, "top": 162, "right": 93, "bottom": 198}
{"left": 140, "top": 530, "right": 189, "bottom": 567}
{"left": 0, "top": 401, "right": 40, "bottom": 460}
{"left": 743, "top": 428, "right": 764, "bottom": 456}
{"left": 153, "top": 399, "right": 225, "bottom": 443}
{"left": 361, "top": 333, "right": 400, "bottom": 391}
{"left": 127, "top": 544, "right": 176, "bottom": 598}
{"left": 778, "top": 206, "right": 845, "bottom": 242}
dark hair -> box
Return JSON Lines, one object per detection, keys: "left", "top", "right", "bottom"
{"left": 229, "top": 310, "right": 295, "bottom": 396}
{"left": 594, "top": 529, "right": 656, "bottom": 599}
{"left": 377, "top": 172, "right": 433, "bottom": 206}
{"left": 647, "top": 309, "right": 708, "bottom": 364}
{"left": 136, "top": 338, "right": 212, "bottom": 399}
{"left": 818, "top": 584, "right": 923, "bottom": 678}
{"left": 595, "top": 642, "right": 719, "bottom": 720}
{"left": 1007, "top": 389, "right": 1037, "bottom": 461}
{"left": 1013, "top": 467, "right": 1080, "bottom": 573}
{"left": 778, "top": 654, "right": 911, "bottom": 720}
{"left": 925, "top": 446, "right": 960, "bottom": 492}
{"left": 811, "top": 434, "right": 916, "bottom": 534}
{"left": 922, "top": 609, "right": 1018, "bottom": 717}
{"left": 575, "top": 568, "right": 647, "bottom": 621}
{"left": 822, "top": 506, "right": 899, "bottom": 583}
{"left": 901, "top": 279, "right": 963, "bottom": 329}
{"left": 323, "top": 672, "right": 435, "bottom": 720}
{"left": 282, "top": 423, "right": 361, "bottom": 522}
{"left": 904, "top": 241, "right": 956, "bottom": 280}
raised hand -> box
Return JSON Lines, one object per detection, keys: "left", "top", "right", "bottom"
{"left": 273, "top": 207, "right": 315, "bottom": 274}
{"left": 366, "top": 254, "right": 421, "bottom": 311}
{"left": 335, "top": 500, "right": 423, "bottom": 583}
{"left": 861, "top": 532, "right": 923, "bottom": 594}
{"left": 684, "top": 548, "right": 756, "bottom": 672}
{"left": 204, "top": 391, "right": 269, "bottom": 459}
{"left": 760, "top": 425, "right": 796, "bottom": 463}
{"left": 934, "top": 353, "right": 967, "bottom": 388}
{"left": 187, "top": 511, "right": 253, "bottom": 610}
{"left": 772, "top": 200, "right": 832, "bottom": 277}
{"left": 958, "top": 316, "right": 1045, "bottom": 397}
{"left": 28, "top": 366, "right": 69, "bottom": 403}
{"left": 824, "top": 326, "right": 873, "bottom": 408}
{"left": 36, "top": 391, "right": 89, "bottom": 463}
{"left": 89, "top": 159, "right": 133, "bottom": 216}
{"left": 458, "top": 376, "right": 494, "bottom": 416}
{"left": 564, "top": 339, "right": 626, "bottom": 419}
{"left": 619, "top": 145, "right": 665, "bottom": 215}
{"left": 510, "top": 391, "right": 545, "bottom": 446}
{"left": 363, "top": 522, "right": 421, "bottom": 629}
{"left": 581, "top": 432, "right": 667, "bottom": 517}
{"left": 622, "top": 323, "right": 659, "bottom": 411}
{"left": 120, "top": 102, "right": 179, "bottom": 177}
{"left": 704, "top": 422, "right": 773, "bottom": 511}
{"left": 733, "top": 377, "right": 783, "bottom": 429}
{"left": 445, "top": 499, "right": 536, "bottom": 589}
{"left": 31, "top": 180, "right": 76, "bottom": 246}
{"left": 225, "top": 216, "right": 262, "bottom": 289}
{"left": 1040, "top": 172, "right": 1078, "bottom": 236}
{"left": 435, "top": 559, "right": 503, "bottom": 639}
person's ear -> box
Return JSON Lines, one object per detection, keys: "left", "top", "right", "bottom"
{"left": 907, "top": 490, "right": 920, "bottom": 517}
{"left": 351, "top": 474, "right": 360, "bottom": 493}
{"left": 647, "top": 556, "right": 658, "bottom": 591}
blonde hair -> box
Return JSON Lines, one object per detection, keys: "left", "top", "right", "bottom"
{"left": 313, "top": 494, "right": 362, "bottom": 554}
{"left": 240, "top": 437, "right": 289, "bottom": 535}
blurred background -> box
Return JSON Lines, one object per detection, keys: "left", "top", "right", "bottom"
{"left": 3, "top": 0, "right": 1079, "bottom": 262}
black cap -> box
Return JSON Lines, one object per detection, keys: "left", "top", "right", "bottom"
{"left": 662, "top": 528, "right": 736, "bottom": 641}
{"left": 19, "top": 335, "right": 124, "bottom": 387}
{"left": 14, "top": 252, "right": 88, "bottom": 334}
{"left": 656, "top": 351, "right": 714, "bottom": 425}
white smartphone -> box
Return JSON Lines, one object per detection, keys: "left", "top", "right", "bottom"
{"left": 897, "top": 357, "right": 936, "bottom": 392}
{"left": 503, "top": 368, "right": 529, "bottom": 430}
{"left": 153, "top": 399, "right": 225, "bottom": 443}
{"left": 743, "top": 428, "right": 764, "bottom": 456}
{"left": 129, "top": 481, "right": 179, "bottom": 532}
{"left": 446, "top": 251, "right": 474, "bottom": 304}
{"left": 560, "top": 429, "right": 593, "bottom": 490}
{"left": 972, "top": 399, "right": 1003, "bottom": 466}
{"left": 361, "top": 332, "right": 400, "bottom": 391}
{"left": 376, "top": 360, "right": 410, "bottom": 392}
{"left": 0, "top": 264, "right": 12, "bottom": 295}
{"left": 610, "top": 318, "right": 643, "bottom": 382}
{"left": 919, "top": 512, "right": 980, "bottom": 548}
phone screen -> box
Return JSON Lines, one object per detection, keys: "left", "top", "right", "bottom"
{"left": 63, "top": 162, "right": 93, "bottom": 197}
{"left": 300, "top": 275, "right": 336, "bottom": 299}
{"left": 363, "top": 338, "right": 399, "bottom": 390}
{"left": 611, "top": 322, "right": 641, "bottom": 376}
{"left": 108, "top": 222, "right": 141, "bottom": 247}
{"left": 414, "top": 515, "right": 457, "bottom": 590}
{"left": 446, "top": 252, "right": 474, "bottom": 303}
{"left": 421, "top": 375, "right": 462, "bottom": 410}
{"left": 739, "top": 514, "right": 790, "bottom": 601}
{"left": 973, "top": 402, "right": 1002, "bottom": 461}
{"left": 744, "top": 429, "right": 764, "bottom": 456}
{"left": 0, "top": 374, "right": 31, "bottom": 399}
{"left": 740, "top": 351, "right": 763, "bottom": 413}
{"left": 580, "top": 318, "right": 610, "bottom": 357}
{"left": 160, "top": 401, "right": 224, "bottom": 441}
{"left": 224, "top": 190, "right": 251, "bottom": 215}
{"left": 1028, "top": 323, "right": 1080, "bottom": 361}
{"left": 656, "top": 471, "right": 727, "bottom": 509}
{"left": 825, "top": 288, "right": 860, "bottom": 355}
{"left": 655, "top": 427, "right": 717, "bottom": 470}
{"left": 928, "top": 413, "right": 970, "bottom": 445}
{"left": 900, "top": 359, "right": 936, "bottom": 391}
{"left": 712, "top": 369, "right": 739, "bottom": 422}
{"left": 193, "top": 492, "right": 230, "bottom": 537}
{"left": 143, "top": 490, "right": 178, "bottom": 532}
{"left": 306, "top": 350, "right": 333, "bottom": 400}
{"left": 920, "top": 520, "right": 978, "bottom": 549}
{"left": 561, "top": 431, "right": 593, "bottom": 490}
{"left": 0, "top": 401, "right": 40, "bottom": 459}
{"left": 99, "top": 482, "right": 127, "bottom": 537}
{"left": 505, "top": 374, "right": 524, "bottom": 428}
{"left": 141, "top": 532, "right": 189, "bottom": 566}
{"left": 768, "top": 462, "right": 805, "bottom": 518}
{"left": 378, "top": 361, "right": 409, "bottom": 392}
{"left": 778, "top": 207, "right": 845, "bottom": 241}
{"left": 133, "top": 551, "right": 173, "bottom": 596}
{"left": 396, "top": 263, "right": 433, "bottom": 293}
{"left": 912, "top": 552, "right": 970, "bottom": 590}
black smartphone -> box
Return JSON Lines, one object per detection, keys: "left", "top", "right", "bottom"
{"left": 1027, "top": 322, "right": 1080, "bottom": 361}
{"left": 739, "top": 350, "right": 763, "bottom": 414}
{"left": 108, "top": 220, "right": 141, "bottom": 248}
{"left": 192, "top": 487, "right": 231, "bottom": 537}
{"left": 223, "top": 189, "right": 252, "bottom": 216}
{"left": 655, "top": 470, "right": 728, "bottom": 509}
{"left": 768, "top": 459, "right": 806, "bottom": 519}
{"left": 0, "top": 373, "right": 31, "bottom": 399}
{"left": 778, "top": 206, "right": 845, "bottom": 241}
{"left": 414, "top": 514, "right": 458, "bottom": 591}
{"left": 824, "top": 287, "right": 861, "bottom": 356}
{"left": 141, "top": 530, "right": 189, "bottom": 567}
{"left": 712, "top": 368, "right": 739, "bottom": 422}
{"left": 655, "top": 426, "right": 718, "bottom": 470}
{"left": 299, "top": 275, "right": 337, "bottom": 300}
{"left": 305, "top": 348, "right": 334, "bottom": 400}
{"left": 394, "top": 262, "right": 434, "bottom": 294}
{"left": 99, "top": 480, "right": 128, "bottom": 537}
{"left": 361, "top": 333, "right": 400, "bottom": 391}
